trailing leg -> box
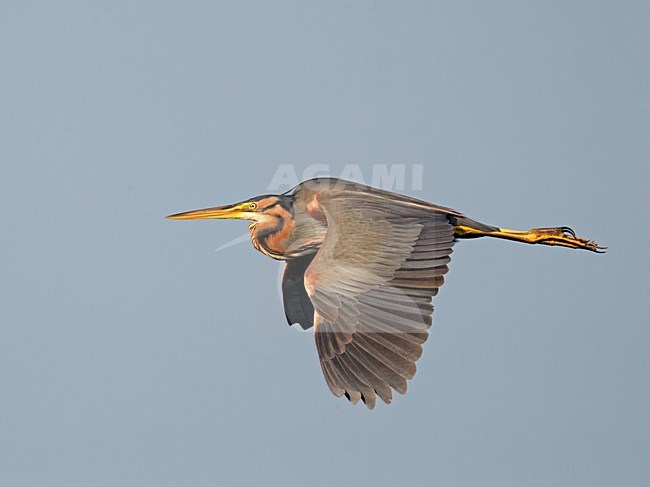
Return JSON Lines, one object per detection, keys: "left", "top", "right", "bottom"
{"left": 449, "top": 216, "right": 605, "bottom": 253}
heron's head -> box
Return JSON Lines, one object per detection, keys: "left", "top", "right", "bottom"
{"left": 166, "top": 194, "right": 294, "bottom": 224}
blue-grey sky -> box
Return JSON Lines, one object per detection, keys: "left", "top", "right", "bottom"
{"left": 2, "top": 2, "right": 649, "bottom": 486}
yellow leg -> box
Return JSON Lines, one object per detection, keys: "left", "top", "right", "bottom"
{"left": 453, "top": 225, "right": 605, "bottom": 253}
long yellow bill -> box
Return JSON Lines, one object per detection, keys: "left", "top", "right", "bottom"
{"left": 166, "top": 203, "right": 245, "bottom": 220}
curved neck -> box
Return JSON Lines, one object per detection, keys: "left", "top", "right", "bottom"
{"left": 249, "top": 206, "right": 295, "bottom": 260}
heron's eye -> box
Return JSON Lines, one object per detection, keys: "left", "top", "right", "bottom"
{"left": 248, "top": 202, "right": 258, "bottom": 210}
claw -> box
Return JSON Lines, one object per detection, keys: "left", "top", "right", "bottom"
{"left": 561, "top": 226, "right": 576, "bottom": 237}
{"left": 582, "top": 240, "right": 607, "bottom": 253}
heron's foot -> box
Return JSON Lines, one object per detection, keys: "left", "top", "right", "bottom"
{"left": 500, "top": 226, "right": 606, "bottom": 253}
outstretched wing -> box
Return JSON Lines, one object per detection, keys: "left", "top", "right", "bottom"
{"left": 282, "top": 254, "right": 316, "bottom": 330}
{"left": 303, "top": 192, "right": 455, "bottom": 408}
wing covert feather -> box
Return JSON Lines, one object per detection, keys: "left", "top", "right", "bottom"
{"left": 299, "top": 191, "right": 455, "bottom": 408}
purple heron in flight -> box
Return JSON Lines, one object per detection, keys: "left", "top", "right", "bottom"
{"left": 167, "top": 178, "right": 604, "bottom": 408}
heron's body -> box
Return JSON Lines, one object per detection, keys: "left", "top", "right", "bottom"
{"left": 168, "top": 178, "right": 603, "bottom": 408}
